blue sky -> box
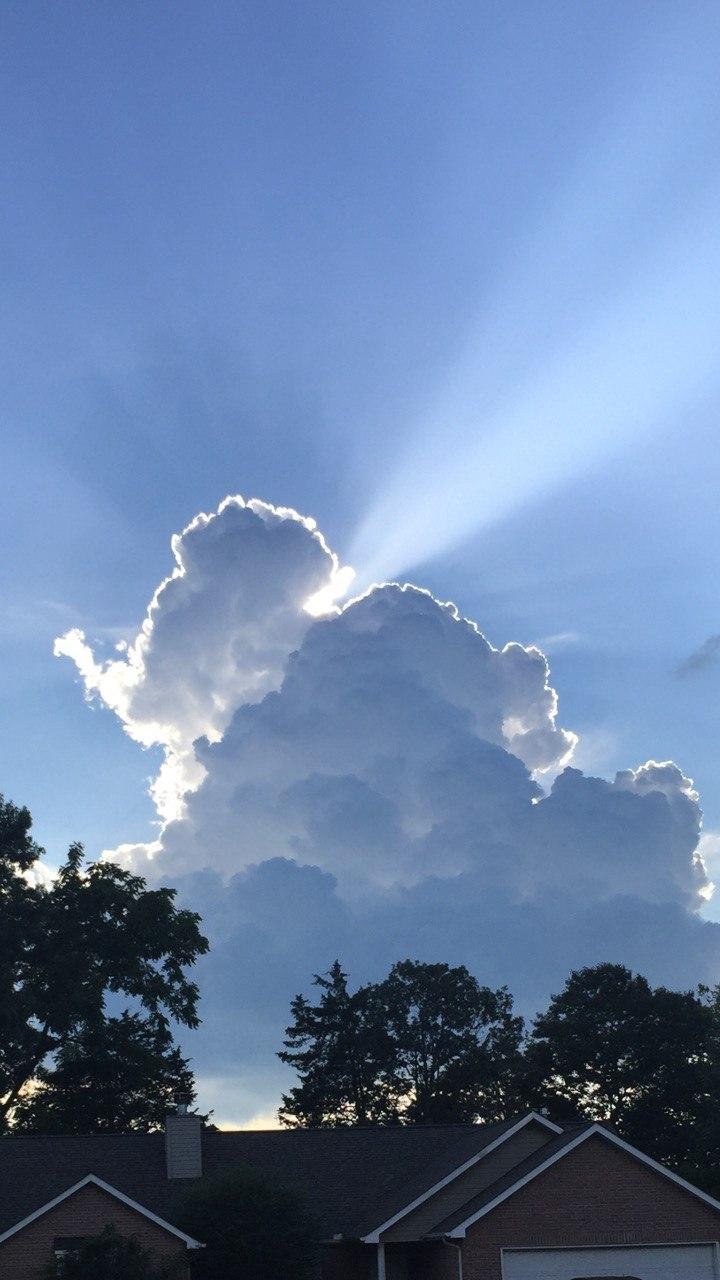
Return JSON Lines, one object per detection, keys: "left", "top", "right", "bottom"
{"left": 3, "top": 0, "right": 720, "bottom": 919}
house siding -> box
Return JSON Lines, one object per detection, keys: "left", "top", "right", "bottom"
{"left": 460, "top": 1135, "right": 720, "bottom": 1280}
{"left": 0, "top": 1183, "right": 191, "bottom": 1280}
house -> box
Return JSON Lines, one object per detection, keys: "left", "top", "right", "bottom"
{"left": 1, "top": 1108, "right": 720, "bottom": 1278}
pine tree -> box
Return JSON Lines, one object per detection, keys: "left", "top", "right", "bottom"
{"left": 279, "top": 962, "right": 397, "bottom": 1126}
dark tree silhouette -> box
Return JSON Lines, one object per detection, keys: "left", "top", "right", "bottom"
{"left": 378, "top": 959, "right": 524, "bottom": 1123}
{"left": 279, "top": 959, "right": 524, "bottom": 1126}
{"left": 523, "top": 962, "right": 720, "bottom": 1191}
{"left": 0, "top": 793, "right": 208, "bottom": 1132}
{"left": 47, "top": 1225, "right": 180, "bottom": 1279}
{"left": 14, "top": 1012, "right": 197, "bottom": 1133}
{"left": 178, "top": 1170, "right": 319, "bottom": 1280}
{"left": 279, "top": 961, "right": 396, "bottom": 1126}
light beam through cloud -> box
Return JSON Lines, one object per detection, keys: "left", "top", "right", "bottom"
{"left": 349, "top": 27, "right": 720, "bottom": 589}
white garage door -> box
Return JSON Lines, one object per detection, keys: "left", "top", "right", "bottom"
{"left": 502, "top": 1244, "right": 717, "bottom": 1279}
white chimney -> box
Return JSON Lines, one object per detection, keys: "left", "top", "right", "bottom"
{"left": 165, "top": 1104, "right": 202, "bottom": 1179}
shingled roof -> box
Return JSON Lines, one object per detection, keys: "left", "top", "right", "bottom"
{"left": 5, "top": 1113, "right": 717, "bottom": 1251}
{"left": 0, "top": 1117, "right": 520, "bottom": 1241}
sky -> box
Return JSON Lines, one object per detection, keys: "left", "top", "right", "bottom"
{"left": 3, "top": 1, "right": 720, "bottom": 1124}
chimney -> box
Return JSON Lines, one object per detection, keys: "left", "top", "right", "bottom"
{"left": 165, "top": 1103, "right": 202, "bottom": 1179}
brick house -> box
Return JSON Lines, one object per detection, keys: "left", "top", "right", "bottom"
{"left": 2, "top": 1109, "right": 720, "bottom": 1278}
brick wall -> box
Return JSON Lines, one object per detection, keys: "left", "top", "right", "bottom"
{"left": 461, "top": 1135, "right": 720, "bottom": 1280}
{"left": 0, "top": 1183, "right": 191, "bottom": 1280}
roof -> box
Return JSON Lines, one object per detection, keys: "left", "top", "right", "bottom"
{"left": 0, "top": 1118, "right": 519, "bottom": 1241}
{"left": 360, "top": 1112, "right": 563, "bottom": 1241}
{"left": 3, "top": 1113, "right": 719, "bottom": 1247}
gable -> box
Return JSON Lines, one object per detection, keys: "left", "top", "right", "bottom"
{"left": 382, "top": 1119, "right": 554, "bottom": 1242}
{"left": 0, "top": 1182, "right": 197, "bottom": 1280}
{"left": 360, "top": 1114, "right": 562, "bottom": 1244}
{"left": 463, "top": 1134, "right": 720, "bottom": 1245}
{"left": 0, "top": 1176, "right": 201, "bottom": 1251}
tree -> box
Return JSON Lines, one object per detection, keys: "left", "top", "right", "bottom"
{"left": 13, "top": 1012, "right": 196, "bottom": 1133}
{"left": 48, "top": 1225, "right": 180, "bottom": 1279}
{"left": 178, "top": 1170, "right": 319, "bottom": 1280}
{"left": 279, "top": 961, "right": 396, "bottom": 1126}
{"left": 523, "top": 963, "right": 720, "bottom": 1189}
{"left": 378, "top": 960, "right": 525, "bottom": 1123}
{"left": 0, "top": 793, "right": 208, "bottom": 1131}
{"left": 279, "top": 959, "right": 524, "bottom": 1126}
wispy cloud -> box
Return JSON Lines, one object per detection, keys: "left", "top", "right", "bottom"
{"left": 675, "top": 635, "right": 720, "bottom": 678}
{"left": 532, "top": 631, "right": 582, "bottom": 652}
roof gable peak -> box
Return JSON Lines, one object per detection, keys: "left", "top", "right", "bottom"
{"left": 0, "top": 1173, "right": 203, "bottom": 1250}
{"left": 362, "top": 1111, "right": 562, "bottom": 1243}
{"left": 446, "top": 1123, "right": 720, "bottom": 1237}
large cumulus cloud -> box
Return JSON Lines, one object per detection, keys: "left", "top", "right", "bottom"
{"left": 54, "top": 497, "right": 347, "bottom": 822}
{"left": 55, "top": 496, "right": 720, "bottom": 1123}
{"left": 159, "top": 583, "right": 577, "bottom": 889}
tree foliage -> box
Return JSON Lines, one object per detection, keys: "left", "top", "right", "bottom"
{"left": 380, "top": 959, "right": 524, "bottom": 1123}
{"left": 0, "top": 793, "right": 208, "bottom": 1131}
{"left": 48, "top": 1225, "right": 180, "bottom": 1279}
{"left": 178, "top": 1170, "right": 319, "bottom": 1280}
{"left": 279, "top": 957, "right": 720, "bottom": 1192}
{"left": 279, "top": 959, "right": 524, "bottom": 1126}
{"left": 13, "top": 1012, "right": 197, "bottom": 1133}
{"left": 278, "top": 961, "right": 395, "bottom": 1126}
{"left": 522, "top": 962, "right": 720, "bottom": 1190}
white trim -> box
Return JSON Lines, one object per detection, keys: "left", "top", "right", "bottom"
{"left": 377, "top": 1241, "right": 386, "bottom": 1280}
{"left": 448, "top": 1123, "right": 720, "bottom": 1237}
{"left": 361, "top": 1113, "right": 562, "bottom": 1243}
{"left": 0, "top": 1173, "right": 204, "bottom": 1249}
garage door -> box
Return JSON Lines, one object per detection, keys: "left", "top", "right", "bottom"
{"left": 502, "top": 1244, "right": 717, "bottom": 1279}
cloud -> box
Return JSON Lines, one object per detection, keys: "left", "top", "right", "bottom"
{"left": 155, "top": 582, "right": 577, "bottom": 891}
{"left": 55, "top": 496, "right": 347, "bottom": 821}
{"left": 532, "top": 631, "right": 581, "bottom": 652}
{"left": 55, "top": 496, "right": 720, "bottom": 1123}
{"left": 675, "top": 634, "right": 720, "bottom": 678}
{"left": 180, "top": 857, "right": 719, "bottom": 1125}
{"left": 697, "top": 830, "right": 720, "bottom": 902}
